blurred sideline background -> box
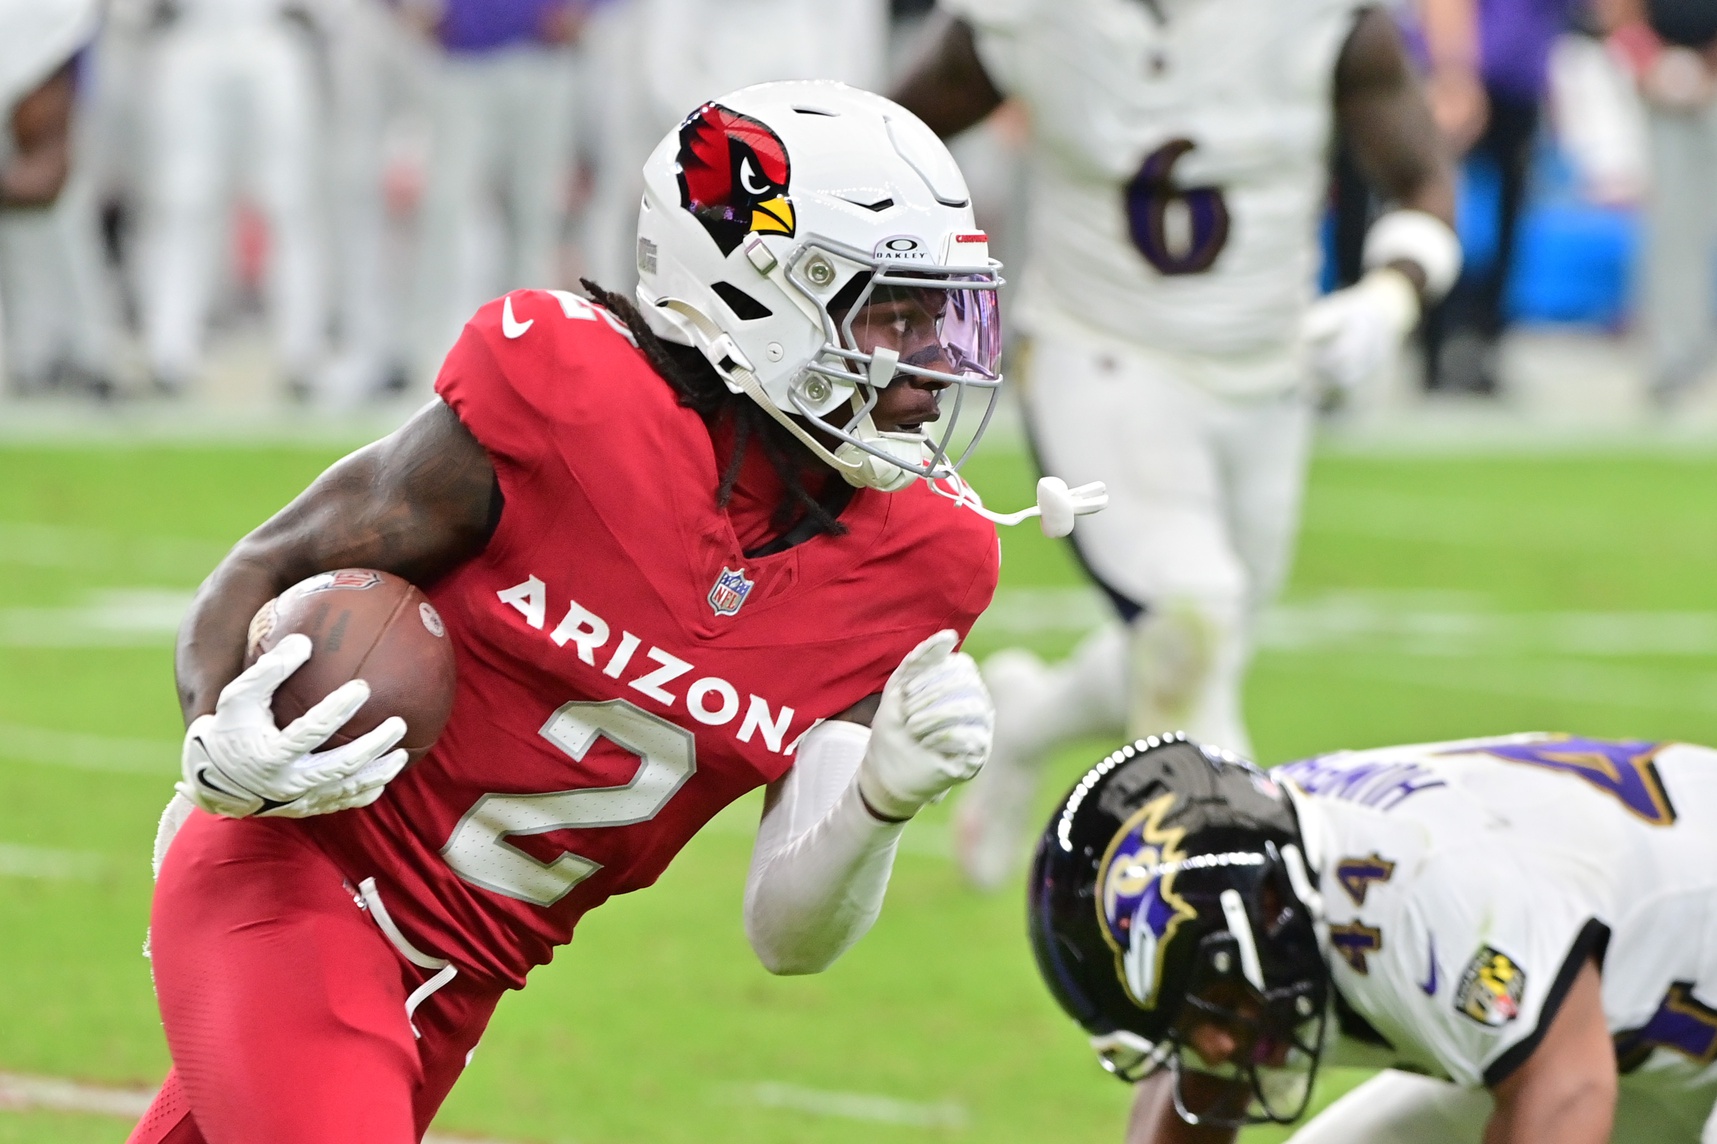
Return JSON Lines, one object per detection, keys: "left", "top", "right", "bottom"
{"left": 5, "top": 0, "right": 1717, "bottom": 1142}
{"left": 1, "top": 0, "right": 1715, "bottom": 432}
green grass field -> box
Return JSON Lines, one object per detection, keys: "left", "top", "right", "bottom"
{"left": 3, "top": 440, "right": 1716, "bottom": 1142}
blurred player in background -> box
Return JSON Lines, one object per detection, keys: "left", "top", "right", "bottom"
{"left": 407, "top": 0, "right": 589, "bottom": 384}
{"left": 580, "top": 0, "right": 888, "bottom": 294}
{"left": 1606, "top": 0, "right": 1717, "bottom": 406}
{"left": 139, "top": 0, "right": 327, "bottom": 398}
{"left": 130, "top": 82, "right": 1011, "bottom": 1144}
{"left": 0, "top": 0, "right": 100, "bottom": 395}
{"left": 318, "top": 0, "right": 429, "bottom": 406}
{"left": 892, "top": 0, "right": 1462, "bottom": 890}
{"left": 1030, "top": 733, "right": 1717, "bottom": 1143}
{"left": 1415, "top": 0, "right": 1582, "bottom": 395}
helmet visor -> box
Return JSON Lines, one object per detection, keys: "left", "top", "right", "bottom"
{"left": 840, "top": 272, "right": 1002, "bottom": 388}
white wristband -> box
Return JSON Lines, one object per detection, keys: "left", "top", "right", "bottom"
{"left": 1362, "top": 209, "right": 1463, "bottom": 301}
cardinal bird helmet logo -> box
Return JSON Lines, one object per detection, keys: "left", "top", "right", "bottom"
{"left": 675, "top": 102, "right": 796, "bottom": 256}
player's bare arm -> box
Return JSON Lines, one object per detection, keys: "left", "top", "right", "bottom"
{"left": 1484, "top": 958, "right": 1617, "bottom": 1144}
{"left": 175, "top": 398, "right": 500, "bottom": 725}
{"left": 886, "top": 13, "right": 1005, "bottom": 138}
{"left": 1, "top": 61, "right": 76, "bottom": 208}
{"left": 1303, "top": 7, "right": 1464, "bottom": 399}
{"left": 1333, "top": 7, "right": 1458, "bottom": 288}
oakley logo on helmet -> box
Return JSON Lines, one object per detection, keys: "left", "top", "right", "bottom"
{"left": 873, "top": 235, "right": 931, "bottom": 261}
{"left": 1097, "top": 794, "right": 1199, "bottom": 1009}
{"left": 675, "top": 103, "right": 796, "bottom": 256}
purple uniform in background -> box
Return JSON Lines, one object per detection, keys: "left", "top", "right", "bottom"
{"left": 1400, "top": 0, "right": 1582, "bottom": 98}
{"left": 435, "top": 0, "right": 570, "bottom": 53}
{"left": 1477, "top": 0, "right": 1583, "bottom": 98}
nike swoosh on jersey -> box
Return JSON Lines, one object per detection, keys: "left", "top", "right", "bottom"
{"left": 502, "top": 296, "right": 534, "bottom": 339}
{"left": 1420, "top": 936, "right": 1440, "bottom": 996}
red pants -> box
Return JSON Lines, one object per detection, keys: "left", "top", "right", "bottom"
{"left": 127, "top": 811, "right": 500, "bottom": 1144}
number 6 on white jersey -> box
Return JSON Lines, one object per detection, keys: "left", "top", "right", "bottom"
{"left": 442, "top": 700, "right": 697, "bottom": 907}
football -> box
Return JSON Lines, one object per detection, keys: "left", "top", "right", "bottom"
{"left": 244, "top": 569, "right": 457, "bottom": 764}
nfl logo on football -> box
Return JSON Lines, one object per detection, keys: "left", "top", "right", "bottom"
{"left": 707, "top": 567, "right": 754, "bottom": 617}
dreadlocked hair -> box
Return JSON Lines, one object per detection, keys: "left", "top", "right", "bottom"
{"left": 580, "top": 279, "right": 849, "bottom": 544}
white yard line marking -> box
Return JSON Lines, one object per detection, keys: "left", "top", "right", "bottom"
{"left": 0, "top": 1072, "right": 516, "bottom": 1142}
{"left": 969, "top": 586, "right": 1109, "bottom": 635}
{"left": 0, "top": 723, "right": 177, "bottom": 775}
{"left": 1259, "top": 594, "right": 1717, "bottom": 657}
{"left": 727, "top": 1081, "right": 968, "bottom": 1130}
{"left": 0, "top": 1071, "right": 152, "bottom": 1117}
{"left": 974, "top": 587, "right": 1717, "bottom": 658}
{"left": 0, "top": 845, "right": 107, "bottom": 881}
{"left": 1332, "top": 658, "right": 1717, "bottom": 714}
{"left": 0, "top": 588, "right": 194, "bottom": 648}
{"left": 0, "top": 523, "right": 225, "bottom": 580}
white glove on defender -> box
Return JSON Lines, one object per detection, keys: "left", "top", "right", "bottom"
{"left": 858, "top": 630, "right": 994, "bottom": 821}
{"left": 1302, "top": 267, "right": 1419, "bottom": 403}
{"left": 177, "top": 633, "right": 409, "bottom": 819}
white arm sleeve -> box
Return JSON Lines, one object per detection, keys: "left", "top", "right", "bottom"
{"left": 743, "top": 719, "right": 908, "bottom": 976}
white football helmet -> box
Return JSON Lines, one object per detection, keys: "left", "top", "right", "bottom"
{"left": 635, "top": 81, "right": 1003, "bottom": 493}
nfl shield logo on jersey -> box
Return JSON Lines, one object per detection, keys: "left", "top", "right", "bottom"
{"left": 708, "top": 567, "right": 754, "bottom": 617}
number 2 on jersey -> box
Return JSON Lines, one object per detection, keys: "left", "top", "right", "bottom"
{"left": 442, "top": 700, "right": 696, "bottom": 907}
{"left": 1125, "top": 139, "right": 1230, "bottom": 276}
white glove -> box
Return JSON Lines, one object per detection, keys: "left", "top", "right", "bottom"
{"left": 857, "top": 630, "right": 995, "bottom": 821}
{"left": 178, "top": 633, "right": 409, "bottom": 819}
{"left": 1302, "top": 267, "right": 1419, "bottom": 404}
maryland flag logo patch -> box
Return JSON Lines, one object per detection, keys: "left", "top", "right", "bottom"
{"left": 1455, "top": 946, "right": 1526, "bottom": 1027}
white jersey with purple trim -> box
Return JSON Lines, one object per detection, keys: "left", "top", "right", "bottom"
{"left": 1278, "top": 733, "right": 1717, "bottom": 1089}
{"left": 941, "top": 0, "right": 1372, "bottom": 390}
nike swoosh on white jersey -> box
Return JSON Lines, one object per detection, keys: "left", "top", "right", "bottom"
{"left": 501, "top": 296, "right": 534, "bottom": 339}
{"left": 1420, "top": 936, "right": 1440, "bottom": 996}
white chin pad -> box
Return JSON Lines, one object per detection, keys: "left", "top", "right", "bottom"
{"left": 1037, "top": 476, "right": 1076, "bottom": 538}
{"left": 833, "top": 432, "right": 928, "bottom": 491}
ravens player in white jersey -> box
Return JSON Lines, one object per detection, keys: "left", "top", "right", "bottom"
{"left": 1032, "top": 734, "right": 1717, "bottom": 1143}
{"left": 891, "top": 1, "right": 1464, "bottom": 890}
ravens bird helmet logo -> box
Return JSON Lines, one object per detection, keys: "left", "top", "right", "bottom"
{"left": 675, "top": 103, "right": 796, "bottom": 256}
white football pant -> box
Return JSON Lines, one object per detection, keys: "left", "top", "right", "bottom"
{"left": 1643, "top": 98, "right": 1717, "bottom": 397}
{"left": 1020, "top": 326, "right": 1313, "bottom": 757}
{"left": 319, "top": 0, "right": 428, "bottom": 405}
{"left": 953, "top": 326, "right": 1309, "bottom": 889}
{"left": 1287, "top": 1067, "right": 1717, "bottom": 1144}
{"left": 0, "top": 170, "right": 110, "bottom": 388}
{"left": 411, "top": 43, "right": 580, "bottom": 384}
{"left": 140, "top": 13, "right": 325, "bottom": 387}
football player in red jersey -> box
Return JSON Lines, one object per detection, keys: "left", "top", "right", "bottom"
{"left": 128, "top": 82, "right": 1051, "bottom": 1144}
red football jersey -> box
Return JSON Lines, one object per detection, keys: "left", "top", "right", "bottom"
{"left": 303, "top": 290, "right": 1000, "bottom": 988}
